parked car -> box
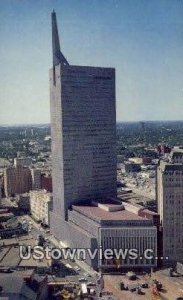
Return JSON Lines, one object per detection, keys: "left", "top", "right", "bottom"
{"left": 79, "top": 277, "right": 87, "bottom": 282}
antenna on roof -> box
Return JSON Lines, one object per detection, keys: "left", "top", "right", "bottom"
{"left": 51, "top": 10, "right": 69, "bottom": 67}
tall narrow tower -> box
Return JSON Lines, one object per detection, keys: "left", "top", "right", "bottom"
{"left": 50, "top": 11, "right": 116, "bottom": 240}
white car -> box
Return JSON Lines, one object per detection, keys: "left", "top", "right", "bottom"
{"left": 79, "top": 277, "right": 87, "bottom": 282}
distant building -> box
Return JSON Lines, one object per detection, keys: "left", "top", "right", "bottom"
{"left": 128, "top": 157, "right": 152, "bottom": 165}
{"left": 4, "top": 165, "right": 32, "bottom": 197}
{"left": 125, "top": 162, "right": 141, "bottom": 173}
{"left": 170, "top": 146, "right": 183, "bottom": 163}
{"left": 155, "top": 144, "right": 171, "bottom": 156}
{"left": 140, "top": 121, "right": 145, "bottom": 131}
{"left": 41, "top": 173, "right": 52, "bottom": 192}
{"left": 157, "top": 147, "right": 183, "bottom": 263}
{"left": 16, "top": 193, "right": 30, "bottom": 213}
{"left": 3, "top": 158, "right": 44, "bottom": 197}
{"left": 141, "top": 171, "right": 155, "bottom": 179}
{"left": 14, "top": 157, "right": 32, "bottom": 167}
{"left": 31, "top": 168, "right": 41, "bottom": 190}
{"left": 17, "top": 151, "right": 26, "bottom": 158}
{"left": 30, "top": 190, "right": 52, "bottom": 225}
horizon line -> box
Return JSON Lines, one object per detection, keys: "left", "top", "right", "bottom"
{"left": 0, "top": 120, "right": 183, "bottom": 127}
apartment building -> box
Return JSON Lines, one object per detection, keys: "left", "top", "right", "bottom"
{"left": 30, "top": 190, "right": 52, "bottom": 226}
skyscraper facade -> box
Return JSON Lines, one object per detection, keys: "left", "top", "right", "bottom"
{"left": 50, "top": 11, "right": 116, "bottom": 238}
{"left": 49, "top": 13, "right": 158, "bottom": 272}
{"left": 157, "top": 147, "right": 183, "bottom": 263}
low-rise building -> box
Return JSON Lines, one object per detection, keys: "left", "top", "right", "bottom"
{"left": 124, "top": 162, "right": 141, "bottom": 173}
{"left": 0, "top": 270, "right": 48, "bottom": 300}
{"left": 0, "top": 211, "right": 14, "bottom": 222}
{"left": 14, "top": 157, "right": 32, "bottom": 167}
{"left": 16, "top": 193, "right": 30, "bottom": 213}
{"left": 128, "top": 157, "right": 152, "bottom": 165}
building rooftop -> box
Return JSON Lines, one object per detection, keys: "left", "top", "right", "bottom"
{"left": 159, "top": 160, "right": 183, "bottom": 172}
{"left": 140, "top": 208, "right": 158, "bottom": 215}
{"left": 0, "top": 270, "right": 36, "bottom": 299}
{"left": 30, "top": 189, "right": 52, "bottom": 201}
{"left": 0, "top": 246, "right": 20, "bottom": 267}
{"left": 171, "top": 146, "right": 183, "bottom": 153}
{"left": 0, "top": 212, "right": 14, "bottom": 219}
{"left": 72, "top": 201, "right": 147, "bottom": 222}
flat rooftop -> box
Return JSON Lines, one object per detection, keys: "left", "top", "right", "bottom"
{"left": 0, "top": 246, "right": 20, "bottom": 267}
{"left": 0, "top": 212, "right": 14, "bottom": 218}
{"left": 0, "top": 270, "right": 36, "bottom": 298}
{"left": 0, "top": 236, "right": 36, "bottom": 268}
{"left": 72, "top": 203, "right": 146, "bottom": 222}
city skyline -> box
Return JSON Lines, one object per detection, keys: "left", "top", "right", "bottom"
{"left": 0, "top": 0, "right": 183, "bottom": 124}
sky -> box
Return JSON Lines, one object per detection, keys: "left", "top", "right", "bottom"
{"left": 0, "top": 0, "right": 183, "bottom": 124}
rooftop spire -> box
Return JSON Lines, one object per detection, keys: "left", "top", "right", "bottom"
{"left": 51, "top": 10, "right": 69, "bottom": 66}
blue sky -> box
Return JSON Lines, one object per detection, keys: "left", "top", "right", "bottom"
{"left": 0, "top": 0, "right": 183, "bottom": 124}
